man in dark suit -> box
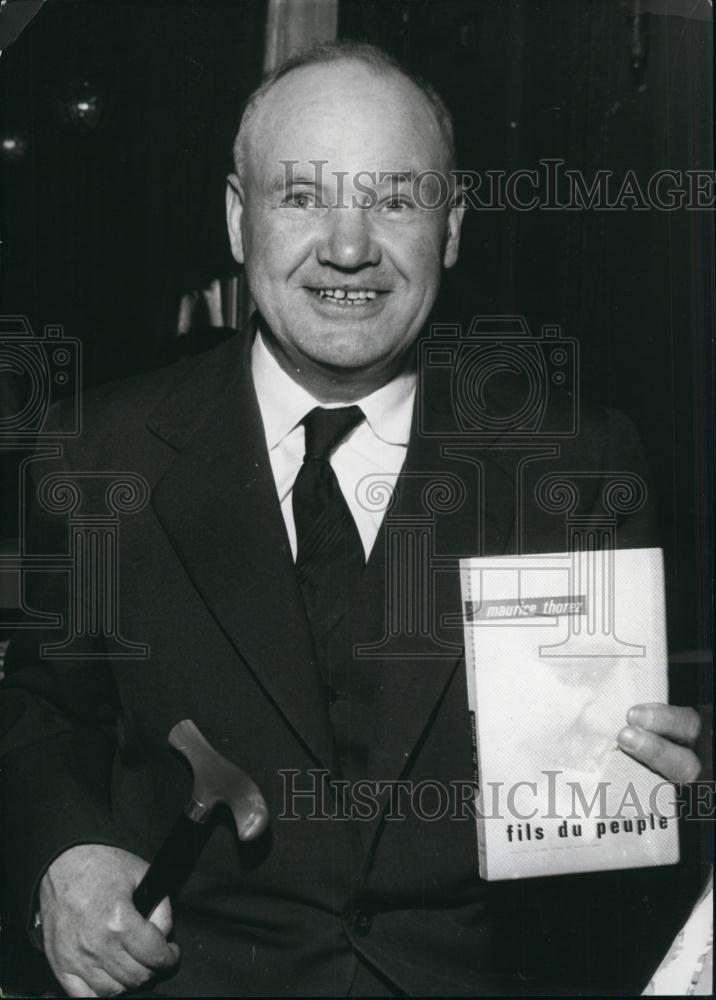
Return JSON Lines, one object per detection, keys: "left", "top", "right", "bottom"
{"left": 0, "top": 41, "right": 702, "bottom": 997}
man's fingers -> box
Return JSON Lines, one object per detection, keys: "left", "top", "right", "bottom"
{"left": 49, "top": 910, "right": 175, "bottom": 995}
{"left": 147, "top": 895, "right": 173, "bottom": 939}
{"left": 627, "top": 703, "right": 701, "bottom": 745}
{"left": 618, "top": 725, "right": 702, "bottom": 782}
{"left": 57, "top": 972, "right": 98, "bottom": 998}
{"left": 83, "top": 968, "right": 127, "bottom": 998}
{"left": 122, "top": 911, "right": 180, "bottom": 971}
{"left": 101, "top": 948, "right": 155, "bottom": 991}
{"left": 58, "top": 969, "right": 123, "bottom": 997}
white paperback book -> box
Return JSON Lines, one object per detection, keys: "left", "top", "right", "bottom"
{"left": 460, "top": 547, "right": 679, "bottom": 880}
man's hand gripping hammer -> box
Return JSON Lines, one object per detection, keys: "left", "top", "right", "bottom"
{"left": 133, "top": 719, "right": 269, "bottom": 918}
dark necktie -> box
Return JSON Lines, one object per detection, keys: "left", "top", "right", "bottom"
{"left": 293, "top": 405, "right": 366, "bottom": 649}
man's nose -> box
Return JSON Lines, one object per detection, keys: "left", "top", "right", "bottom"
{"left": 316, "top": 207, "right": 381, "bottom": 270}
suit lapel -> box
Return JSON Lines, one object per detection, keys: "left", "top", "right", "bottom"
{"left": 148, "top": 331, "right": 333, "bottom": 769}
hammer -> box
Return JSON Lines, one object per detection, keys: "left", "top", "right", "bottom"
{"left": 133, "top": 719, "right": 269, "bottom": 918}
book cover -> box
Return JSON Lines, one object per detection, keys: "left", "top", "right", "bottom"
{"left": 460, "top": 547, "right": 679, "bottom": 880}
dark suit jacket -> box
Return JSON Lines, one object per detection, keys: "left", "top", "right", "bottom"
{"left": 0, "top": 327, "right": 692, "bottom": 996}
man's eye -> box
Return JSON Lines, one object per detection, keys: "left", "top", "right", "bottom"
{"left": 381, "top": 197, "right": 413, "bottom": 212}
{"left": 282, "top": 193, "right": 316, "bottom": 209}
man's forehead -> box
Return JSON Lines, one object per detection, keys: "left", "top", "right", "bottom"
{"left": 246, "top": 60, "right": 446, "bottom": 175}
{"left": 261, "top": 58, "right": 427, "bottom": 112}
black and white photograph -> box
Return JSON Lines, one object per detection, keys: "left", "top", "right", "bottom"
{"left": 0, "top": 1, "right": 713, "bottom": 996}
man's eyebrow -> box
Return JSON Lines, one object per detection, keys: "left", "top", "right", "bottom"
{"left": 284, "top": 175, "right": 322, "bottom": 185}
{"left": 269, "top": 176, "right": 321, "bottom": 192}
{"left": 376, "top": 171, "right": 415, "bottom": 184}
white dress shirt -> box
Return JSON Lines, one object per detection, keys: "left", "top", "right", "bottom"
{"left": 251, "top": 332, "right": 416, "bottom": 560}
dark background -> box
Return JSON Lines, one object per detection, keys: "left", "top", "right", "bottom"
{"left": 0, "top": 1, "right": 712, "bottom": 667}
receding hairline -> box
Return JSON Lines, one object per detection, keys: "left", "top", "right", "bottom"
{"left": 232, "top": 45, "right": 455, "bottom": 181}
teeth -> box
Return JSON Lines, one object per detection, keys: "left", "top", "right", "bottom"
{"left": 317, "top": 288, "right": 379, "bottom": 304}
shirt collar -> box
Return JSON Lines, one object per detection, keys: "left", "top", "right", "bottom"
{"left": 251, "top": 331, "right": 416, "bottom": 451}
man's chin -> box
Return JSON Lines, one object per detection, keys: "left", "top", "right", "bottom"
{"left": 258, "top": 315, "right": 415, "bottom": 388}
{"left": 288, "top": 329, "right": 397, "bottom": 372}
{"left": 303, "top": 348, "right": 396, "bottom": 379}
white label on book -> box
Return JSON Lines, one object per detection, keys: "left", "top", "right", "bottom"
{"left": 460, "top": 547, "right": 679, "bottom": 880}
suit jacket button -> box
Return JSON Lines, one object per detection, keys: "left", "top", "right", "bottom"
{"left": 353, "top": 908, "right": 373, "bottom": 936}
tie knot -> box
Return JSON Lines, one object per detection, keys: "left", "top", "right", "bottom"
{"left": 302, "top": 405, "right": 364, "bottom": 461}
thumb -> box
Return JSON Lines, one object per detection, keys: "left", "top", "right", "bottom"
{"left": 148, "top": 895, "right": 173, "bottom": 938}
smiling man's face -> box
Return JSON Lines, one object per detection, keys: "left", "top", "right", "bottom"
{"left": 226, "top": 59, "right": 464, "bottom": 399}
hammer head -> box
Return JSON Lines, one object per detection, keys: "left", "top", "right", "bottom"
{"left": 169, "top": 719, "right": 269, "bottom": 840}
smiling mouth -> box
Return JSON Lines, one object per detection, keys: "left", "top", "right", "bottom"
{"left": 311, "top": 288, "right": 382, "bottom": 307}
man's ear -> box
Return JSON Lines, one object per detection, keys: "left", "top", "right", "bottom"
{"left": 226, "top": 173, "right": 245, "bottom": 265}
{"left": 442, "top": 187, "right": 466, "bottom": 270}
